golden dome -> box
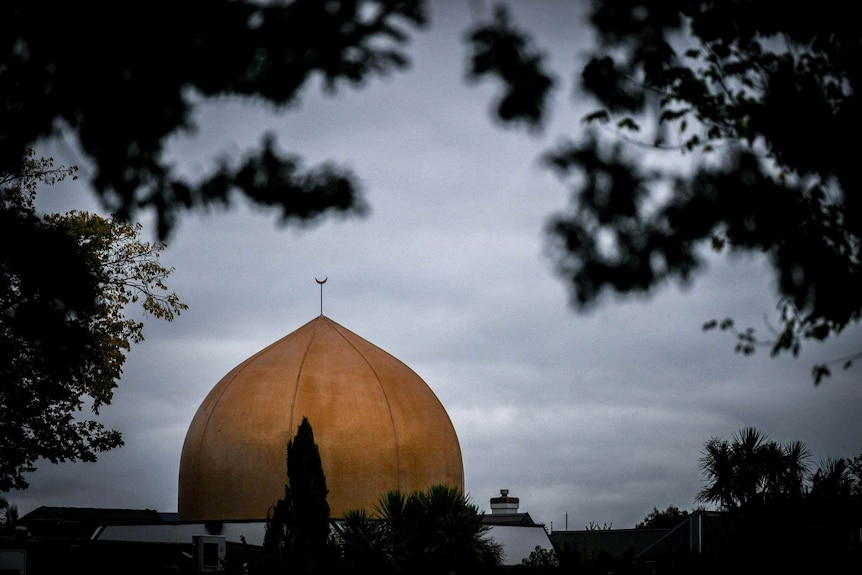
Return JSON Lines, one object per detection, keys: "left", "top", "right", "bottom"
{"left": 177, "top": 315, "right": 464, "bottom": 520}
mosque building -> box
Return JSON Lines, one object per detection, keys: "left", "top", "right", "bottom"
{"left": 178, "top": 313, "right": 465, "bottom": 520}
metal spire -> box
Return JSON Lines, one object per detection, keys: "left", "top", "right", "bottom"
{"left": 315, "top": 277, "right": 327, "bottom": 316}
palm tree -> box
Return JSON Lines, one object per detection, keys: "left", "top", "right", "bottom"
{"left": 759, "top": 440, "right": 788, "bottom": 498}
{"left": 778, "top": 440, "right": 812, "bottom": 497}
{"left": 375, "top": 489, "right": 408, "bottom": 529}
{"left": 697, "top": 436, "right": 736, "bottom": 509}
{"left": 402, "top": 484, "right": 502, "bottom": 574}
{"left": 730, "top": 427, "right": 771, "bottom": 506}
{"left": 697, "top": 427, "right": 812, "bottom": 510}
{"left": 332, "top": 508, "right": 400, "bottom": 572}
{"left": 338, "top": 485, "right": 502, "bottom": 574}
{"left": 811, "top": 457, "right": 854, "bottom": 498}
{"left": 850, "top": 451, "right": 862, "bottom": 497}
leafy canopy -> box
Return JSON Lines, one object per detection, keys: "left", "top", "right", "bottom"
{"left": 4, "top": 1, "right": 859, "bottom": 382}
{"left": 2, "top": 0, "right": 426, "bottom": 238}
{"left": 0, "top": 151, "right": 187, "bottom": 491}
{"left": 464, "top": 1, "right": 861, "bottom": 382}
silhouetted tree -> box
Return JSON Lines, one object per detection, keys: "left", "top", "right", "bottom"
{"left": 810, "top": 457, "right": 855, "bottom": 499}
{"left": 287, "top": 417, "right": 331, "bottom": 573}
{"left": 520, "top": 545, "right": 560, "bottom": 571}
{"left": 850, "top": 451, "right": 862, "bottom": 498}
{"left": 635, "top": 505, "right": 688, "bottom": 529}
{"left": 331, "top": 508, "right": 400, "bottom": 573}
{"left": 694, "top": 428, "right": 861, "bottom": 571}
{"left": 261, "top": 417, "right": 331, "bottom": 574}
{"left": 696, "top": 427, "right": 812, "bottom": 509}
{"left": 261, "top": 488, "right": 293, "bottom": 574}
{"left": 335, "top": 484, "right": 502, "bottom": 574}
{"left": 0, "top": 495, "right": 17, "bottom": 529}
{"left": 772, "top": 440, "right": 811, "bottom": 497}
{"left": 403, "top": 484, "right": 502, "bottom": 574}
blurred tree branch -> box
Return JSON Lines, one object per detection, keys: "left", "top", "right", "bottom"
{"left": 465, "top": 1, "right": 861, "bottom": 383}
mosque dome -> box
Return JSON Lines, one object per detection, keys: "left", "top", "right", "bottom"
{"left": 177, "top": 314, "right": 464, "bottom": 520}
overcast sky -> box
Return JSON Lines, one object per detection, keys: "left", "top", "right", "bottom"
{"left": 17, "top": 1, "right": 862, "bottom": 531}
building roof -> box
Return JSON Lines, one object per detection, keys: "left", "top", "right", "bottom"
{"left": 178, "top": 315, "right": 464, "bottom": 521}
{"left": 482, "top": 512, "right": 537, "bottom": 527}
{"left": 18, "top": 506, "right": 165, "bottom": 539}
{"left": 550, "top": 527, "right": 669, "bottom": 560}
{"left": 635, "top": 510, "right": 730, "bottom": 561}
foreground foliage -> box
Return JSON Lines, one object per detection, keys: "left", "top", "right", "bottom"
{"left": 4, "top": 1, "right": 858, "bottom": 381}
{"left": 464, "top": 1, "right": 862, "bottom": 381}
{"left": 333, "top": 484, "right": 503, "bottom": 574}
{"left": 0, "top": 151, "right": 187, "bottom": 491}
{"left": 2, "top": 0, "right": 426, "bottom": 238}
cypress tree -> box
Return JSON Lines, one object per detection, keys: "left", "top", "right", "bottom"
{"left": 286, "top": 416, "right": 331, "bottom": 573}
{"left": 260, "top": 416, "right": 331, "bottom": 574}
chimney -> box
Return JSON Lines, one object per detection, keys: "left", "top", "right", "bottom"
{"left": 489, "top": 489, "right": 519, "bottom": 514}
